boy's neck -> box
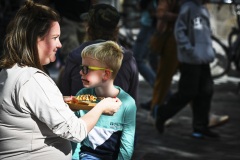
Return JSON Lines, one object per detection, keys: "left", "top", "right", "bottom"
{"left": 94, "top": 83, "right": 119, "bottom": 98}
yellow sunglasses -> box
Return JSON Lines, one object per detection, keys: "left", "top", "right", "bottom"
{"left": 80, "top": 65, "right": 113, "bottom": 75}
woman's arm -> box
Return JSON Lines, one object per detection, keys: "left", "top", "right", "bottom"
{"left": 22, "top": 72, "right": 121, "bottom": 142}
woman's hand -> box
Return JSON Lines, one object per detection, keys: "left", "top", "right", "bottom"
{"left": 96, "top": 97, "right": 122, "bottom": 115}
{"left": 81, "top": 97, "right": 122, "bottom": 132}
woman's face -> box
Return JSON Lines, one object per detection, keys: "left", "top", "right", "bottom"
{"left": 37, "top": 21, "right": 62, "bottom": 65}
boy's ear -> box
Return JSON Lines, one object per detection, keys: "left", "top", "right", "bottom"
{"left": 103, "top": 70, "right": 112, "bottom": 80}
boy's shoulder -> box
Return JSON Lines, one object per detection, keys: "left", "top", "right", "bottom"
{"left": 115, "top": 86, "right": 136, "bottom": 104}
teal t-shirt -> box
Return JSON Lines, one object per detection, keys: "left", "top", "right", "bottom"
{"left": 71, "top": 86, "right": 136, "bottom": 160}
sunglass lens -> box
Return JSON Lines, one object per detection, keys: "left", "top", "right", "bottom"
{"left": 80, "top": 65, "right": 88, "bottom": 75}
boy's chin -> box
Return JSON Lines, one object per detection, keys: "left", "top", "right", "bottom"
{"left": 82, "top": 82, "right": 90, "bottom": 88}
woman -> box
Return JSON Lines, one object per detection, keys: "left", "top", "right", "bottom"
{"left": 0, "top": 1, "right": 121, "bottom": 159}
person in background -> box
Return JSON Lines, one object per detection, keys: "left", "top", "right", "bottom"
{"left": 60, "top": 3, "right": 139, "bottom": 101}
{"left": 149, "top": 0, "right": 179, "bottom": 118}
{"left": 52, "top": 0, "right": 96, "bottom": 65}
{"left": 0, "top": 1, "right": 121, "bottom": 159}
{"left": 74, "top": 41, "right": 136, "bottom": 160}
{"left": 132, "top": 0, "right": 158, "bottom": 89}
{"left": 155, "top": 0, "right": 220, "bottom": 139}
{"left": 0, "top": 0, "right": 26, "bottom": 57}
{"left": 147, "top": 0, "right": 228, "bottom": 129}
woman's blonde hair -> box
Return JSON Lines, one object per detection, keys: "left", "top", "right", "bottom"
{"left": 0, "top": 0, "right": 60, "bottom": 71}
{"left": 81, "top": 41, "right": 123, "bottom": 79}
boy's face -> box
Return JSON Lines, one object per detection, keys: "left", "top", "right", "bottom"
{"left": 80, "top": 56, "right": 109, "bottom": 88}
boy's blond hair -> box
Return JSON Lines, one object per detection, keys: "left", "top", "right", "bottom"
{"left": 81, "top": 41, "right": 123, "bottom": 79}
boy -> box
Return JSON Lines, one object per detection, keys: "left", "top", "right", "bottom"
{"left": 74, "top": 41, "right": 136, "bottom": 160}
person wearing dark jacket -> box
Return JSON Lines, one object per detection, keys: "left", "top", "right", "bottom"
{"left": 60, "top": 4, "right": 139, "bottom": 101}
{"left": 155, "top": 0, "right": 220, "bottom": 139}
{"left": 149, "top": 0, "right": 229, "bottom": 131}
{"left": 53, "top": 0, "right": 94, "bottom": 64}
